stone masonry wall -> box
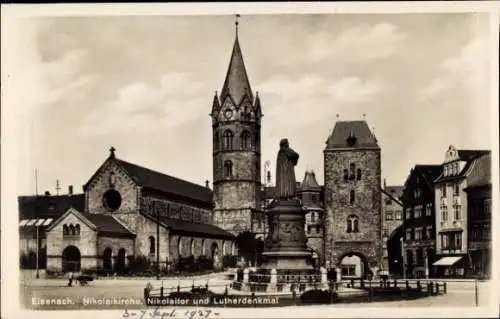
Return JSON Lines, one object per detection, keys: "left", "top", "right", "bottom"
{"left": 46, "top": 212, "right": 98, "bottom": 272}
{"left": 324, "top": 150, "right": 382, "bottom": 270}
{"left": 86, "top": 160, "right": 140, "bottom": 216}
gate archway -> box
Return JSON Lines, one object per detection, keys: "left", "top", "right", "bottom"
{"left": 62, "top": 245, "right": 81, "bottom": 272}
{"left": 337, "top": 252, "right": 371, "bottom": 279}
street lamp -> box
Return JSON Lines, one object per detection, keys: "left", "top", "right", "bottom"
{"left": 155, "top": 203, "right": 160, "bottom": 280}
{"left": 400, "top": 236, "right": 405, "bottom": 280}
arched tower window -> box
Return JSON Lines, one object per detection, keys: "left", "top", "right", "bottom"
{"left": 241, "top": 130, "right": 251, "bottom": 150}
{"left": 343, "top": 169, "right": 349, "bottom": 181}
{"left": 349, "top": 163, "right": 355, "bottom": 180}
{"left": 222, "top": 130, "right": 234, "bottom": 149}
{"left": 347, "top": 215, "right": 359, "bottom": 233}
{"left": 214, "top": 132, "right": 219, "bottom": 150}
{"left": 356, "top": 169, "right": 362, "bottom": 180}
{"left": 224, "top": 160, "right": 233, "bottom": 178}
{"left": 149, "top": 236, "right": 155, "bottom": 254}
{"left": 350, "top": 190, "right": 355, "bottom": 204}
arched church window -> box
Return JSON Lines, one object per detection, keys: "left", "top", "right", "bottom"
{"left": 349, "top": 163, "right": 355, "bottom": 180}
{"left": 69, "top": 224, "right": 75, "bottom": 236}
{"left": 190, "top": 238, "right": 195, "bottom": 256}
{"left": 343, "top": 169, "right": 349, "bottom": 181}
{"left": 224, "top": 160, "right": 233, "bottom": 178}
{"left": 350, "top": 190, "right": 355, "bottom": 204}
{"left": 356, "top": 169, "right": 362, "bottom": 180}
{"left": 149, "top": 236, "right": 155, "bottom": 254}
{"left": 347, "top": 215, "right": 359, "bottom": 233}
{"left": 222, "top": 130, "right": 234, "bottom": 149}
{"left": 241, "top": 130, "right": 251, "bottom": 150}
{"left": 75, "top": 224, "right": 80, "bottom": 236}
{"left": 63, "top": 224, "right": 69, "bottom": 236}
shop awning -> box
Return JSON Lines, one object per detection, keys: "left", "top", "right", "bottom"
{"left": 19, "top": 218, "right": 53, "bottom": 228}
{"left": 433, "top": 256, "right": 462, "bottom": 266}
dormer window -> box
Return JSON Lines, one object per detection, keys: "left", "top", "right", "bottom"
{"left": 346, "top": 134, "right": 357, "bottom": 146}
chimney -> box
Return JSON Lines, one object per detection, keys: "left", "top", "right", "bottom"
{"left": 68, "top": 185, "right": 73, "bottom": 196}
{"left": 205, "top": 180, "right": 210, "bottom": 188}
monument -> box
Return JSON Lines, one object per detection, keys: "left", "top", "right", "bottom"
{"left": 231, "top": 139, "right": 324, "bottom": 294}
{"left": 261, "top": 138, "right": 313, "bottom": 270}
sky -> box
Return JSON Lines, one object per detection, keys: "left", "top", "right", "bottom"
{"left": 9, "top": 12, "right": 495, "bottom": 196}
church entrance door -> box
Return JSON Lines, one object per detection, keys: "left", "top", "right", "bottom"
{"left": 62, "top": 245, "right": 81, "bottom": 272}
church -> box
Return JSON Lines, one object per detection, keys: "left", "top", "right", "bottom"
{"left": 19, "top": 20, "right": 384, "bottom": 278}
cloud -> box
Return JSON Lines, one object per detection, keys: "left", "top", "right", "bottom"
{"left": 326, "top": 77, "right": 383, "bottom": 103}
{"left": 79, "top": 72, "right": 207, "bottom": 136}
{"left": 258, "top": 74, "right": 384, "bottom": 130}
{"left": 305, "top": 23, "right": 407, "bottom": 64}
{"left": 17, "top": 49, "right": 100, "bottom": 116}
{"left": 419, "top": 37, "right": 490, "bottom": 101}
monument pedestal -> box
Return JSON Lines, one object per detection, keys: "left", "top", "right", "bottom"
{"left": 261, "top": 199, "right": 313, "bottom": 270}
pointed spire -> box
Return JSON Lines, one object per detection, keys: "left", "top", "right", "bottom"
{"left": 220, "top": 15, "right": 253, "bottom": 105}
{"left": 211, "top": 90, "right": 220, "bottom": 115}
{"left": 301, "top": 170, "right": 321, "bottom": 191}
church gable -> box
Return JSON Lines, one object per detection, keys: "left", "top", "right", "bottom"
{"left": 85, "top": 150, "right": 140, "bottom": 215}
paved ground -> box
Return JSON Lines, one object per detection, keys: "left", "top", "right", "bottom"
{"left": 20, "top": 273, "right": 496, "bottom": 312}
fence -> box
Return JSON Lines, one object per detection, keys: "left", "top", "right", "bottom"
{"left": 143, "top": 277, "right": 450, "bottom": 306}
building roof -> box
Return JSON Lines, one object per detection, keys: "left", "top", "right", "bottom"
{"left": 300, "top": 171, "right": 321, "bottom": 192}
{"left": 325, "top": 121, "right": 379, "bottom": 150}
{"left": 116, "top": 159, "right": 213, "bottom": 205}
{"left": 18, "top": 194, "right": 85, "bottom": 221}
{"left": 157, "top": 215, "right": 234, "bottom": 239}
{"left": 435, "top": 150, "right": 491, "bottom": 183}
{"left": 80, "top": 213, "right": 135, "bottom": 237}
{"left": 219, "top": 32, "right": 253, "bottom": 105}
{"left": 384, "top": 186, "right": 404, "bottom": 199}
{"left": 414, "top": 165, "right": 443, "bottom": 186}
{"left": 466, "top": 153, "right": 491, "bottom": 189}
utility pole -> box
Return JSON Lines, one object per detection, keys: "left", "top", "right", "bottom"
{"left": 35, "top": 223, "right": 40, "bottom": 279}
{"left": 156, "top": 202, "right": 160, "bottom": 280}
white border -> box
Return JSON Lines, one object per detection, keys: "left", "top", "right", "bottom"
{"left": 2, "top": 2, "right": 499, "bottom": 319}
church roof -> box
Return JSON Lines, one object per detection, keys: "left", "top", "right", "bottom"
{"left": 81, "top": 213, "right": 135, "bottom": 238}
{"left": 466, "top": 153, "right": 491, "bottom": 189}
{"left": 325, "top": 121, "right": 379, "bottom": 150}
{"left": 300, "top": 171, "right": 321, "bottom": 192}
{"left": 18, "top": 194, "right": 85, "bottom": 221}
{"left": 155, "top": 215, "right": 234, "bottom": 239}
{"left": 116, "top": 159, "right": 213, "bottom": 205}
{"left": 220, "top": 33, "right": 253, "bottom": 105}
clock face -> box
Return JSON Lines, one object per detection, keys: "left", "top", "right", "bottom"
{"left": 224, "top": 109, "right": 233, "bottom": 119}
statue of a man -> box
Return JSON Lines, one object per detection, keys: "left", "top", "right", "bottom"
{"left": 275, "top": 138, "right": 299, "bottom": 199}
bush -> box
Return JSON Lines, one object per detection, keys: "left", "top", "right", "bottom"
{"left": 196, "top": 255, "right": 213, "bottom": 271}
{"left": 300, "top": 289, "right": 335, "bottom": 304}
{"left": 222, "top": 255, "right": 237, "bottom": 268}
{"left": 127, "top": 255, "right": 151, "bottom": 274}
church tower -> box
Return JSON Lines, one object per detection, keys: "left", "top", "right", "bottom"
{"left": 210, "top": 18, "right": 262, "bottom": 235}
